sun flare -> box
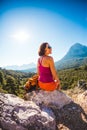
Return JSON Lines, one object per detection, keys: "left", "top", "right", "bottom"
{"left": 11, "top": 30, "right": 30, "bottom": 43}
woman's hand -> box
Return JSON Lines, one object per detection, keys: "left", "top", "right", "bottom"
{"left": 55, "top": 80, "right": 61, "bottom": 90}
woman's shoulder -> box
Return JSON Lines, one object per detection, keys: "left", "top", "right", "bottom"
{"left": 47, "top": 56, "right": 53, "bottom": 59}
{"left": 38, "top": 56, "right": 53, "bottom": 62}
{"left": 45, "top": 56, "right": 53, "bottom": 61}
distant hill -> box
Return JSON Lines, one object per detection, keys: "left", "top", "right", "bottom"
{"left": 55, "top": 43, "right": 87, "bottom": 70}
{"left": 3, "top": 62, "right": 36, "bottom": 71}
{"left": 19, "top": 67, "right": 36, "bottom": 73}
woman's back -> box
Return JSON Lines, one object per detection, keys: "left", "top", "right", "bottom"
{"left": 38, "top": 56, "right": 54, "bottom": 82}
{"left": 39, "top": 56, "right": 50, "bottom": 67}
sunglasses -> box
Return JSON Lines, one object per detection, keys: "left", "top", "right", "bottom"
{"left": 48, "top": 45, "right": 52, "bottom": 49}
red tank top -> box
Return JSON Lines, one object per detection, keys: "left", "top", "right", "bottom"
{"left": 38, "top": 57, "right": 54, "bottom": 83}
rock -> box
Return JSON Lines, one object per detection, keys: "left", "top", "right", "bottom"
{"left": 56, "top": 102, "right": 87, "bottom": 130}
{"left": 0, "top": 93, "right": 56, "bottom": 130}
{"left": 1, "top": 90, "right": 86, "bottom": 130}
{"left": 77, "top": 80, "right": 87, "bottom": 89}
{"left": 25, "top": 90, "right": 72, "bottom": 109}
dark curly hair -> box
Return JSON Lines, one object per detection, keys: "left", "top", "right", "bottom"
{"left": 38, "top": 42, "right": 48, "bottom": 56}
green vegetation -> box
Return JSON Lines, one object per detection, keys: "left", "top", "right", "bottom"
{"left": 0, "top": 68, "right": 35, "bottom": 98}
{"left": 58, "top": 65, "right": 87, "bottom": 90}
{"left": 0, "top": 65, "right": 87, "bottom": 98}
{"left": 55, "top": 57, "right": 87, "bottom": 70}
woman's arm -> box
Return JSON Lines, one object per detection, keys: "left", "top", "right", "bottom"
{"left": 37, "top": 58, "right": 40, "bottom": 75}
{"left": 49, "top": 57, "right": 60, "bottom": 89}
{"left": 49, "top": 57, "right": 59, "bottom": 82}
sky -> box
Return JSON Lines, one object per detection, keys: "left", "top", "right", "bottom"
{"left": 0, "top": 0, "right": 87, "bottom": 67}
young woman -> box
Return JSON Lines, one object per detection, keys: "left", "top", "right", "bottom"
{"left": 37, "top": 42, "right": 60, "bottom": 91}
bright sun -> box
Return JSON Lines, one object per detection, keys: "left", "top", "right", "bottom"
{"left": 11, "top": 30, "right": 30, "bottom": 43}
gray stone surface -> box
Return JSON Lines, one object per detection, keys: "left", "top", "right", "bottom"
{"left": 25, "top": 90, "right": 72, "bottom": 109}
{"left": 0, "top": 90, "right": 86, "bottom": 130}
{"left": 0, "top": 93, "right": 56, "bottom": 130}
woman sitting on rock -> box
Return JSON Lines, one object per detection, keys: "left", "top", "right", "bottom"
{"left": 37, "top": 42, "right": 60, "bottom": 91}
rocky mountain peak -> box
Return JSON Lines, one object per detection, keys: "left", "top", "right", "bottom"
{"left": 55, "top": 43, "right": 87, "bottom": 70}
{"left": 62, "top": 43, "right": 87, "bottom": 60}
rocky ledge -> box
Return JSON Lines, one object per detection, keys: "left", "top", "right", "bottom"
{"left": 0, "top": 90, "right": 87, "bottom": 130}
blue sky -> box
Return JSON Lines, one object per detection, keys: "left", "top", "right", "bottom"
{"left": 0, "top": 0, "right": 87, "bottom": 67}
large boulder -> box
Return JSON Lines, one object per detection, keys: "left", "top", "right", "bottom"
{"left": 25, "top": 90, "right": 72, "bottom": 109}
{"left": 1, "top": 90, "right": 86, "bottom": 130}
{"left": 0, "top": 90, "right": 72, "bottom": 130}
{"left": 0, "top": 93, "right": 56, "bottom": 130}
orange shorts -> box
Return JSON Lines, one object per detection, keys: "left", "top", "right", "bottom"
{"left": 38, "top": 81, "right": 58, "bottom": 91}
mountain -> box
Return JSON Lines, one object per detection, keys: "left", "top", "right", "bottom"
{"left": 62, "top": 43, "right": 87, "bottom": 60}
{"left": 3, "top": 62, "right": 36, "bottom": 70}
{"left": 55, "top": 43, "right": 87, "bottom": 70}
